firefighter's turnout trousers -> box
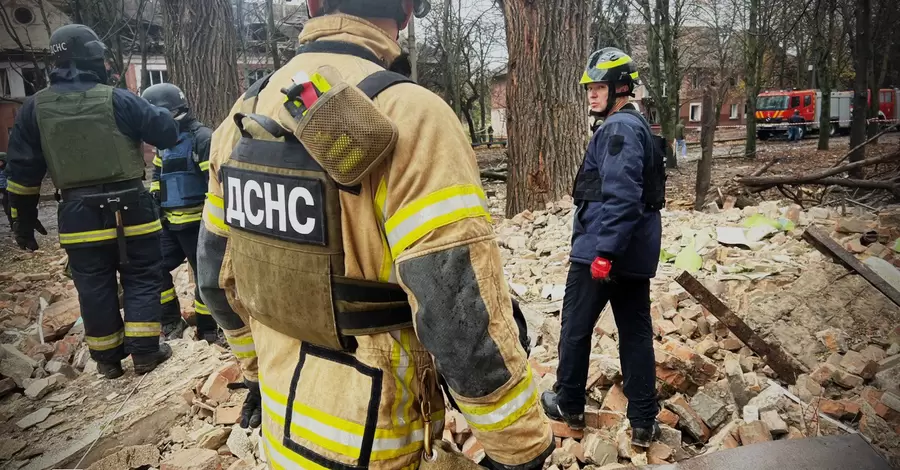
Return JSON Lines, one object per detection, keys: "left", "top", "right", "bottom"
{"left": 61, "top": 180, "right": 163, "bottom": 363}
{"left": 160, "top": 221, "right": 216, "bottom": 335}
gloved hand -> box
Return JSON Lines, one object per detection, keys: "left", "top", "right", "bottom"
{"left": 150, "top": 190, "right": 161, "bottom": 205}
{"left": 590, "top": 256, "right": 612, "bottom": 281}
{"left": 240, "top": 380, "right": 262, "bottom": 428}
{"left": 14, "top": 218, "right": 46, "bottom": 251}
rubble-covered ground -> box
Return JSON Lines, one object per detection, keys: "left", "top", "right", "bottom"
{"left": 2, "top": 138, "right": 900, "bottom": 469}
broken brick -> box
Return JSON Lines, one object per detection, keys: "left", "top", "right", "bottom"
{"left": 720, "top": 338, "right": 743, "bottom": 352}
{"left": 840, "top": 351, "right": 878, "bottom": 380}
{"left": 658, "top": 408, "right": 680, "bottom": 428}
{"left": 647, "top": 442, "right": 673, "bottom": 464}
{"left": 832, "top": 368, "right": 864, "bottom": 389}
{"left": 582, "top": 433, "right": 617, "bottom": 466}
{"left": 160, "top": 448, "right": 220, "bottom": 470}
{"left": 602, "top": 384, "right": 628, "bottom": 413}
{"left": 665, "top": 393, "right": 711, "bottom": 443}
{"left": 550, "top": 420, "right": 584, "bottom": 439}
{"left": 657, "top": 320, "right": 679, "bottom": 337}
{"left": 584, "top": 407, "right": 625, "bottom": 430}
{"left": 561, "top": 438, "right": 585, "bottom": 463}
{"left": 860, "top": 345, "right": 887, "bottom": 363}
{"left": 816, "top": 328, "right": 849, "bottom": 353}
{"left": 809, "top": 363, "right": 838, "bottom": 385}
{"left": 738, "top": 420, "right": 772, "bottom": 445}
{"left": 215, "top": 405, "right": 242, "bottom": 426}
{"left": 462, "top": 435, "right": 485, "bottom": 461}
{"left": 787, "top": 426, "right": 805, "bottom": 440}
{"left": 760, "top": 410, "right": 788, "bottom": 436}
{"left": 656, "top": 366, "right": 691, "bottom": 393}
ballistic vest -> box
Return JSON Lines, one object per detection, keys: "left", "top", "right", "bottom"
{"left": 573, "top": 109, "right": 667, "bottom": 211}
{"left": 221, "top": 41, "right": 416, "bottom": 352}
{"left": 159, "top": 129, "right": 207, "bottom": 209}
{"left": 35, "top": 84, "right": 144, "bottom": 190}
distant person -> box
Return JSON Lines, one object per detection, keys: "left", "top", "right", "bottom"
{"left": 788, "top": 109, "right": 804, "bottom": 142}
{"left": 487, "top": 125, "right": 494, "bottom": 148}
{"left": 0, "top": 153, "right": 12, "bottom": 230}
{"left": 675, "top": 119, "right": 687, "bottom": 158}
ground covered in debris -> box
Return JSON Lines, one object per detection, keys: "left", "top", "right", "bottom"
{"left": 1, "top": 139, "right": 900, "bottom": 469}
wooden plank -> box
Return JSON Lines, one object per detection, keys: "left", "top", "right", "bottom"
{"left": 802, "top": 226, "right": 900, "bottom": 307}
{"left": 675, "top": 271, "right": 799, "bottom": 385}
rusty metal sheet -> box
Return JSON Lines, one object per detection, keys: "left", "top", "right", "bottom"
{"left": 646, "top": 434, "right": 891, "bottom": 470}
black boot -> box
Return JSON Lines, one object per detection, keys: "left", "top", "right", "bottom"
{"left": 162, "top": 318, "right": 188, "bottom": 341}
{"left": 540, "top": 390, "right": 585, "bottom": 430}
{"left": 201, "top": 329, "right": 227, "bottom": 348}
{"left": 631, "top": 422, "right": 661, "bottom": 448}
{"left": 97, "top": 361, "right": 124, "bottom": 379}
{"left": 132, "top": 343, "right": 173, "bottom": 375}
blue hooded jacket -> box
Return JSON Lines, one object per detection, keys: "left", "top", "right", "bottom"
{"left": 570, "top": 106, "right": 662, "bottom": 279}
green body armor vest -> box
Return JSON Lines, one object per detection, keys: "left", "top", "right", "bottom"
{"left": 35, "top": 84, "right": 144, "bottom": 189}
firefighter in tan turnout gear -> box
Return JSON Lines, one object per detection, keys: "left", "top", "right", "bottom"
{"left": 197, "top": 0, "right": 554, "bottom": 468}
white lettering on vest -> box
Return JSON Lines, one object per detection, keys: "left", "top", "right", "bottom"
{"left": 226, "top": 177, "right": 245, "bottom": 227}
{"left": 263, "top": 182, "right": 287, "bottom": 231}
{"left": 243, "top": 180, "right": 264, "bottom": 226}
{"left": 288, "top": 187, "right": 315, "bottom": 235}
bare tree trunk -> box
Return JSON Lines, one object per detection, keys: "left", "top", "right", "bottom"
{"left": 265, "top": 0, "right": 282, "bottom": 70}
{"left": 502, "top": 0, "right": 590, "bottom": 216}
{"left": 695, "top": 86, "right": 715, "bottom": 210}
{"left": 815, "top": 0, "right": 832, "bottom": 150}
{"left": 848, "top": 0, "right": 871, "bottom": 176}
{"left": 408, "top": 15, "right": 418, "bottom": 82}
{"left": 744, "top": 0, "right": 760, "bottom": 158}
{"left": 162, "top": 0, "right": 241, "bottom": 125}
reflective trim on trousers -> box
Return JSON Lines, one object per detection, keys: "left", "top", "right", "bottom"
{"left": 59, "top": 220, "right": 162, "bottom": 245}
{"left": 194, "top": 300, "right": 210, "bottom": 315}
{"left": 124, "top": 321, "right": 161, "bottom": 338}
{"left": 86, "top": 330, "right": 125, "bottom": 351}
{"left": 160, "top": 287, "right": 176, "bottom": 305}
{"left": 225, "top": 333, "right": 257, "bottom": 359}
{"left": 6, "top": 180, "right": 40, "bottom": 196}
{"left": 203, "top": 193, "right": 229, "bottom": 235}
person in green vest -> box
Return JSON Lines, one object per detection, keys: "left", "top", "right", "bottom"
{"left": 5, "top": 24, "right": 179, "bottom": 379}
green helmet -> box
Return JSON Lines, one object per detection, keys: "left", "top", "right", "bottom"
{"left": 580, "top": 47, "right": 640, "bottom": 88}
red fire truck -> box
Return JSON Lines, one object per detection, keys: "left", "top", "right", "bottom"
{"left": 755, "top": 88, "right": 900, "bottom": 140}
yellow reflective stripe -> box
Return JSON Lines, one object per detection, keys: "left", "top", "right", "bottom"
{"left": 153, "top": 156, "right": 162, "bottom": 167}
{"left": 59, "top": 220, "right": 162, "bottom": 245}
{"left": 580, "top": 71, "right": 593, "bottom": 85}
{"left": 374, "top": 177, "right": 393, "bottom": 282}
{"left": 311, "top": 72, "right": 332, "bottom": 94}
{"left": 160, "top": 287, "right": 176, "bottom": 304}
{"left": 124, "top": 321, "right": 161, "bottom": 337}
{"left": 260, "top": 379, "right": 443, "bottom": 462}
{"left": 198, "top": 161, "right": 210, "bottom": 171}
{"left": 11, "top": 208, "right": 18, "bottom": 218}
{"left": 150, "top": 181, "right": 160, "bottom": 192}
{"left": 224, "top": 331, "right": 257, "bottom": 359}
{"left": 457, "top": 366, "right": 537, "bottom": 432}
{"left": 630, "top": 71, "right": 640, "bottom": 79}
{"left": 165, "top": 209, "right": 203, "bottom": 225}
{"left": 85, "top": 331, "right": 124, "bottom": 351}
{"left": 194, "top": 300, "right": 210, "bottom": 315}
{"left": 385, "top": 185, "right": 491, "bottom": 259}
{"left": 203, "top": 193, "right": 229, "bottom": 234}
{"left": 7, "top": 180, "right": 40, "bottom": 195}
{"left": 596, "top": 54, "right": 632, "bottom": 69}
{"left": 262, "top": 426, "right": 329, "bottom": 470}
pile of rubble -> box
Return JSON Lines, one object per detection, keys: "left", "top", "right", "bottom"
{"left": 471, "top": 196, "right": 900, "bottom": 467}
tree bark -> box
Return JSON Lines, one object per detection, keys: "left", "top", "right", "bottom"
{"left": 848, "top": 0, "right": 871, "bottom": 176}
{"left": 694, "top": 86, "right": 715, "bottom": 210}
{"left": 737, "top": 151, "right": 898, "bottom": 186}
{"left": 162, "top": 0, "right": 241, "bottom": 126}
{"left": 744, "top": 0, "right": 760, "bottom": 159}
{"left": 408, "top": 15, "right": 418, "bottom": 82}
{"left": 265, "top": 0, "right": 282, "bottom": 70}
{"left": 501, "top": 0, "right": 590, "bottom": 216}
{"left": 814, "top": 0, "right": 833, "bottom": 150}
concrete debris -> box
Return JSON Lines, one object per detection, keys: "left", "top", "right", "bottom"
{"left": 690, "top": 391, "right": 728, "bottom": 429}
{"left": 581, "top": 433, "right": 617, "bottom": 466}
{"left": 86, "top": 445, "right": 160, "bottom": 470}
{"left": 16, "top": 407, "right": 53, "bottom": 430}
{"left": 761, "top": 410, "right": 789, "bottom": 436}
{"left": 197, "top": 428, "right": 231, "bottom": 450}
{"left": 738, "top": 420, "right": 772, "bottom": 445}
{"left": 0, "top": 438, "right": 27, "bottom": 460}
{"left": 160, "top": 448, "right": 220, "bottom": 470}
{"left": 743, "top": 405, "right": 760, "bottom": 423}
{"left": 226, "top": 426, "right": 257, "bottom": 466}
{"left": 665, "top": 394, "right": 711, "bottom": 443}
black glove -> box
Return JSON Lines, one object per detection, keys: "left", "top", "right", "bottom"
{"left": 14, "top": 218, "right": 45, "bottom": 251}
{"left": 240, "top": 380, "right": 262, "bottom": 428}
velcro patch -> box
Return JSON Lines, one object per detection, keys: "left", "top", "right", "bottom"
{"left": 220, "top": 166, "right": 326, "bottom": 245}
{"left": 609, "top": 134, "right": 625, "bottom": 156}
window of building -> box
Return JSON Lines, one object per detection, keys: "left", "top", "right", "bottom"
{"left": 248, "top": 68, "right": 271, "bottom": 84}
{"left": 13, "top": 7, "right": 34, "bottom": 25}
{"left": 22, "top": 68, "right": 42, "bottom": 96}
{"left": 146, "top": 69, "right": 168, "bottom": 86}
{"left": 689, "top": 103, "right": 702, "bottom": 122}
{"left": 730, "top": 103, "right": 739, "bottom": 120}
{"left": 804, "top": 95, "right": 812, "bottom": 107}
{"left": 0, "top": 69, "right": 10, "bottom": 96}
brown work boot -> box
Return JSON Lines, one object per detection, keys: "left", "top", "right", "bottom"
{"left": 132, "top": 343, "right": 173, "bottom": 375}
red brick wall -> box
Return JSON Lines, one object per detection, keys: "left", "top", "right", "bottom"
{"left": 0, "top": 102, "right": 22, "bottom": 152}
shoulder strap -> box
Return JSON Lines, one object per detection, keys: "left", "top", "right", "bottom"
{"left": 244, "top": 72, "right": 275, "bottom": 99}
{"left": 296, "top": 40, "right": 386, "bottom": 68}
{"left": 357, "top": 70, "right": 414, "bottom": 99}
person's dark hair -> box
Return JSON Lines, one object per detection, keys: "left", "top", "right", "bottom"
{"left": 323, "top": 0, "right": 407, "bottom": 24}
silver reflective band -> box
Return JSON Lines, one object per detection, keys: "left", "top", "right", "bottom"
{"left": 386, "top": 193, "right": 487, "bottom": 248}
